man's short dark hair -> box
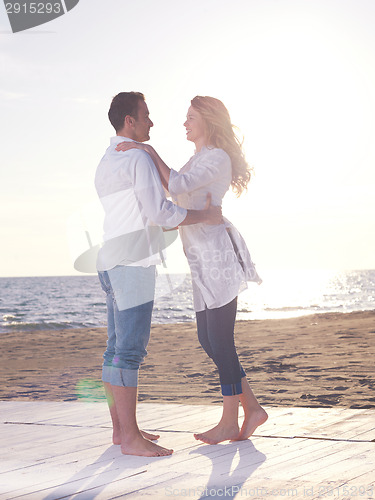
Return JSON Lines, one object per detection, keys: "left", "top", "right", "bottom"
{"left": 108, "top": 92, "right": 145, "bottom": 132}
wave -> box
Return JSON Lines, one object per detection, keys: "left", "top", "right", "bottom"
{"left": 0, "top": 320, "right": 106, "bottom": 333}
{"left": 263, "top": 305, "right": 321, "bottom": 312}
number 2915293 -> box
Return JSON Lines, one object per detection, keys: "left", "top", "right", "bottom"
{"left": 5, "top": 3, "right": 62, "bottom": 15}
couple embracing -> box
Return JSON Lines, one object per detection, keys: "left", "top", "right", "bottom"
{"left": 95, "top": 91, "right": 267, "bottom": 457}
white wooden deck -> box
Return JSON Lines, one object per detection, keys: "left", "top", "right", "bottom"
{"left": 0, "top": 401, "right": 374, "bottom": 499}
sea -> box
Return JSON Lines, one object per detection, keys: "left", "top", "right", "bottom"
{"left": 1, "top": 269, "right": 375, "bottom": 333}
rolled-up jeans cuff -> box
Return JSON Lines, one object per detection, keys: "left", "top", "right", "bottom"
{"left": 221, "top": 380, "right": 243, "bottom": 396}
{"left": 102, "top": 365, "right": 112, "bottom": 384}
{"left": 110, "top": 367, "right": 139, "bottom": 388}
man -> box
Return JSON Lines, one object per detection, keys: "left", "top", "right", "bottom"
{"left": 95, "top": 92, "right": 222, "bottom": 457}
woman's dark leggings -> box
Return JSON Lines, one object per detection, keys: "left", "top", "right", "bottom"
{"left": 196, "top": 297, "right": 246, "bottom": 396}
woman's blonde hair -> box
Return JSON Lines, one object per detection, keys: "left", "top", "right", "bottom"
{"left": 191, "top": 96, "right": 251, "bottom": 196}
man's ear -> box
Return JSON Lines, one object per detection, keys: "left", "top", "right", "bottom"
{"left": 124, "top": 115, "right": 135, "bottom": 128}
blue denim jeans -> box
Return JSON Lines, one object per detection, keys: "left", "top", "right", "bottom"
{"left": 98, "top": 265, "right": 156, "bottom": 387}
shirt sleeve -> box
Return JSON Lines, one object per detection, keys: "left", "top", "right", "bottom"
{"left": 129, "top": 150, "right": 187, "bottom": 228}
{"left": 168, "top": 148, "right": 231, "bottom": 196}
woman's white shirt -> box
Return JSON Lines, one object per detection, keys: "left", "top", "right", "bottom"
{"left": 168, "top": 146, "right": 259, "bottom": 312}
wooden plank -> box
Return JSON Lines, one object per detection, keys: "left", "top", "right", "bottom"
{"left": 295, "top": 443, "right": 375, "bottom": 482}
{"left": 239, "top": 478, "right": 348, "bottom": 500}
{"left": 0, "top": 431, "right": 199, "bottom": 498}
{"left": 273, "top": 442, "right": 374, "bottom": 483}
{"left": 67, "top": 439, "right": 261, "bottom": 500}
{"left": 311, "top": 480, "right": 375, "bottom": 500}
{"left": 2, "top": 430, "right": 195, "bottom": 487}
{"left": 9, "top": 401, "right": 373, "bottom": 440}
{"left": 218, "top": 438, "right": 331, "bottom": 477}
{"left": 143, "top": 404, "right": 222, "bottom": 432}
{"left": 54, "top": 469, "right": 185, "bottom": 500}
{"left": 1, "top": 402, "right": 374, "bottom": 500}
{"left": 1, "top": 460, "right": 149, "bottom": 500}
{"left": 2, "top": 434, "right": 205, "bottom": 499}
{"left": 1, "top": 424, "right": 109, "bottom": 455}
{"left": 3, "top": 467, "right": 150, "bottom": 500}
{"left": 0, "top": 434, "right": 256, "bottom": 498}
{"left": 0, "top": 401, "right": 64, "bottom": 423}
{"left": 256, "top": 406, "right": 365, "bottom": 440}
{"left": 299, "top": 412, "right": 375, "bottom": 440}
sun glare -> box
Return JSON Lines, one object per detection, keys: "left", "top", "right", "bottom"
{"left": 238, "top": 268, "right": 348, "bottom": 320}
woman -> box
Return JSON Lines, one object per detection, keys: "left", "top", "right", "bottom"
{"left": 116, "top": 96, "right": 268, "bottom": 444}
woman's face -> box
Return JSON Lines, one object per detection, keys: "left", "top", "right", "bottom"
{"left": 184, "top": 106, "right": 207, "bottom": 149}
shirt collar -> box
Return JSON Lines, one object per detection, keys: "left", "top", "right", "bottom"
{"left": 110, "top": 136, "right": 136, "bottom": 146}
{"left": 195, "top": 144, "right": 214, "bottom": 154}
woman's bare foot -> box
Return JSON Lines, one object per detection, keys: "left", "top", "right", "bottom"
{"left": 235, "top": 408, "right": 268, "bottom": 441}
{"left": 121, "top": 434, "right": 173, "bottom": 457}
{"left": 194, "top": 422, "right": 240, "bottom": 445}
{"left": 113, "top": 429, "right": 160, "bottom": 445}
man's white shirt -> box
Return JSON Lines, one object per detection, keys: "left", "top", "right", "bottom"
{"left": 95, "top": 136, "right": 187, "bottom": 271}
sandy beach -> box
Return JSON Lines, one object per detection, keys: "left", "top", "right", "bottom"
{"left": 1, "top": 310, "right": 374, "bottom": 408}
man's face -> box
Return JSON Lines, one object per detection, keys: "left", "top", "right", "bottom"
{"left": 133, "top": 100, "right": 153, "bottom": 142}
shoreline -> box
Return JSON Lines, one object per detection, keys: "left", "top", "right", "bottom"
{"left": 1, "top": 310, "right": 374, "bottom": 408}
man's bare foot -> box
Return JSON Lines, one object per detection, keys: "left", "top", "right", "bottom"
{"left": 121, "top": 434, "right": 173, "bottom": 457}
{"left": 194, "top": 422, "right": 240, "bottom": 445}
{"left": 113, "top": 429, "right": 160, "bottom": 445}
{"left": 141, "top": 430, "right": 160, "bottom": 441}
{"left": 113, "top": 428, "right": 121, "bottom": 445}
{"left": 235, "top": 408, "right": 268, "bottom": 441}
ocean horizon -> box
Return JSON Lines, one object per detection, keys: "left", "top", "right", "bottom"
{"left": 1, "top": 269, "right": 374, "bottom": 333}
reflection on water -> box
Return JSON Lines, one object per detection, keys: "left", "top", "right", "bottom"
{"left": 237, "top": 269, "right": 375, "bottom": 320}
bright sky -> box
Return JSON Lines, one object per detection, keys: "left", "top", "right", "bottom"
{"left": 1, "top": 0, "right": 375, "bottom": 277}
